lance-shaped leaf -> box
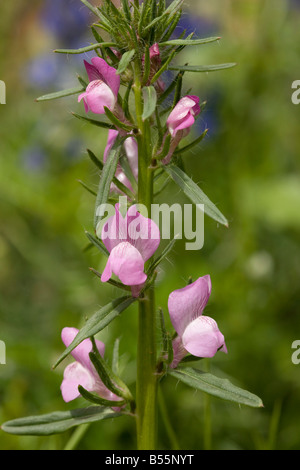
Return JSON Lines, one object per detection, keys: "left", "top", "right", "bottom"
{"left": 35, "top": 86, "right": 84, "bottom": 102}
{"left": 94, "top": 135, "right": 124, "bottom": 229}
{"left": 72, "top": 112, "right": 114, "bottom": 129}
{"left": 1, "top": 406, "right": 121, "bottom": 436}
{"left": 53, "top": 296, "right": 136, "bottom": 369}
{"left": 160, "top": 36, "right": 221, "bottom": 47}
{"left": 85, "top": 231, "right": 109, "bottom": 257}
{"left": 144, "top": 0, "right": 184, "bottom": 32}
{"left": 89, "top": 351, "right": 133, "bottom": 402}
{"left": 104, "top": 107, "right": 134, "bottom": 132}
{"left": 142, "top": 86, "right": 157, "bottom": 121}
{"left": 117, "top": 50, "right": 135, "bottom": 75}
{"left": 78, "top": 385, "right": 126, "bottom": 407}
{"left": 146, "top": 236, "right": 178, "bottom": 276}
{"left": 54, "top": 42, "right": 117, "bottom": 54}
{"left": 168, "top": 368, "right": 264, "bottom": 408}
{"left": 162, "top": 163, "right": 228, "bottom": 227}
{"left": 169, "top": 63, "right": 237, "bottom": 73}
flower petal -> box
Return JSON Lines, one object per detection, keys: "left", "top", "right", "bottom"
{"left": 78, "top": 80, "right": 116, "bottom": 114}
{"left": 101, "top": 241, "right": 147, "bottom": 286}
{"left": 126, "top": 205, "right": 160, "bottom": 261}
{"left": 91, "top": 57, "right": 120, "bottom": 98}
{"left": 61, "top": 327, "right": 105, "bottom": 371}
{"left": 182, "top": 315, "right": 227, "bottom": 358}
{"left": 168, "top": 275, "right": 212, "bottom": 337}
{"left": 60, "top": 362, "right": 95, "bottom": 403}
{"left": 167, "top": 95, "right": 200, "bottom": 137}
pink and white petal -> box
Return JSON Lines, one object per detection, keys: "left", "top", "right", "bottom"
{"left": 182, "top": 316, "right": 227, "bottom": 358}
{"left": 105, "top": 241, "right": 147, "bottom": 286}
{"left": 60, "top": 362, "right": 95, "bottom": 403}
{"left": 170, "top": 112, "right": 195, "bottom": 137}
{"left": 168, "top": 275, "right": 212, "bottom": 337}
{"left": 124, "top": 137, "right": 138, "bottom": 178}
{"left": 83, "top": 80, "right": 116, "bottom": 114}
{"left": 91, "top": 57, "right": 120, "bottom": 97}
{"left": 61, "top": 327, "right": 105, "bottom": 370}
{"left": 78, "top": 91, "right": 90, "bottom": 113}
{"left": 126, "top": 206, "right": 160, "bottom": 261}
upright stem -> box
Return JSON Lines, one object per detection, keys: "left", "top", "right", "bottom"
{"left": 134, "top": 58, "right": 158, "bottom": 450}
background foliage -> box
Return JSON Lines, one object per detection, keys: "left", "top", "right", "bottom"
{"left": 1, "top": 0, "right": 300, "bottom": 450}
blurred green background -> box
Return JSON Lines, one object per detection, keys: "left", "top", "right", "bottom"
{"left": 1, "top": 0, "right": 300, "bottom": 450}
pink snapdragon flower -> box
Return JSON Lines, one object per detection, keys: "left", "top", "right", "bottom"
{"left": 101, "top": 204, "right": 160, "bottom": 290}
{"left": 60, "top": 327, "right": 124, "bottom": 406}
{"left": 104, "top": 130, "right": 138, "bottom": 193}
{"left": 78, "top": 57, "right": 120, "bottom": 114}
{"left": 168, "top": 275, "right": 227, "bottom": 368}
{"left": 162, "top": 95, "right": 201, "bottom": 164}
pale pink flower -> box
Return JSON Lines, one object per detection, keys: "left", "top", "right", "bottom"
{"left": 103, "top": 130, "right": 138, "bottom": 193}
{"left": 101, "top": 204, "right": 160, "bottom": 290}
{"left": 78, "top": 57, "right": 120, "bottom": 114}
{"left": 60, "top": 327, "right": 123, "bottom": 406}
{"left": 168, "top": 275, "right": 227, "bottom": 368}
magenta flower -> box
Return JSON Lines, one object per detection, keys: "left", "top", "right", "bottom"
{"left": 101, "top": 204, "right": 160, "bottom": 289}
{"left": 60, "top": 327, "right": 123, "bottom": 405}
{"left": 166, "top": 95, "right": 201, "bottom": 138}
{"left": 103, "top": 130, "right": 138, "bottom": 193}
{"left": 78, "top": 57, "right": 120, "bottom": 114}
{"left": 168, "top": 275, "right": 227, "bottom": 368}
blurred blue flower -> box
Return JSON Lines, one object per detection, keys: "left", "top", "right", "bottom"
{"left": 20, "top": 146, "right": 48, "bottom": 172}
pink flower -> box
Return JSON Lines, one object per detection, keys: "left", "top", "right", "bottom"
{"left": 161, "top": 95, "right": 201, "bottom": 164}
{"left": 101, "top": 204, "right": 160, "bottom": 290}
{"left": 166, "top": 95, "right": 201, "bottom": 138}
{"left": 143, "top": 43, "right": 164, "bottom": 92}
{"left": 168, "top": 275, "right": 227, "bottom": 368}
{"left": 104, "top": 130, "right": 138, "bottom": 193}
{"left": 78, "top": 57, "right": 120, "bottom": 114}
{"left": 60, "top": 327, "right": 123, "bottom": 406}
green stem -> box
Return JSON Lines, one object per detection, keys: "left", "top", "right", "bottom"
{"left": 158, "top": 386, "right": 180, "bottom": 450}
{"left": 64, "top": 423, "right": 90, "bottom": 450}
{"left": 134, "top": 58, "right": 157, "bottom": 450}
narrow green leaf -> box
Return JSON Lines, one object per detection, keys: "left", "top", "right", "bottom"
{"left": 1, "top": 407, "right": 121, "bottom": 436}
{"left": 169, "top": 63, "right": 237, "bottom": 73}
{"left": 85, "top": 232, "right": 109, "bottom": 257}
{"left": 174, "top": 129, "right": 208, "bottom": 155}
{"left": 94, "top": 135, "right": 123, "bottom": 229}
{"left": 147, "top": 236, "right": 178, "bottom": 276}
{"left": 89, "top": 267, "right": 132, "bottom": 292}
{"left": 162, "top": 163, "right": 228, "bottom": 227}
{"left": 77, "top": 180, "right": 97, "bottom": 196}
{"left": 53, "top": 296, "right": 136, "bottom": 368}
{"left": 144, "top": 0, "right": 184, "bottom": 32}
{"left": 117, "top": 50, "right": 135, "bottom": 75}
{"left": 104, "top": 107, "right": 134, "bottom": 132}
{"left": 168, "top": 368, "right": 264, "bottom": 408}
{"left": 142, "top": 86, "right": 157, "bottom": 121}
{"left": 78, "top": 386, "right": 126, "bottom": 407}
{"left": 160, "top": 36, "right": 221, "bottom": 47}
{"left": 72, "top": 112, "right": 114, "bottom": 129}
{"left": 89, "top": 352, "right": 127, "bottom": 400}
{"left": 35, "top": 86, "right": 84, "bottom": 102}
{"left": 54, "top": 42, "right": 116, "bottom": 54}
{"left": 79, "top": 0, "right": 102, "bottom": 18}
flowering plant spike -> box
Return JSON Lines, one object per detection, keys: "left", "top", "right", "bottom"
{"left": 1, "top": 0, "right": 263, "bottom": 449}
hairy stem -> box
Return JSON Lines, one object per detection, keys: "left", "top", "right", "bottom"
{"left": 134, "top": 58, "right": 157, "bottom": 450}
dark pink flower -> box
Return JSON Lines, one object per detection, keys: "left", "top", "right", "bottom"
{"left": 78, "top": 57, "right": 120, "bottom": 114}
{"left": 101, "top": 204, "right": 160, "bottom": 289}
{"left": 166, "top": 95, "right": 200, "bottom": 138}
{"left": 60, "top": 327, "right": 123, "bottom": 406}
{"left": 168, "top": 275, "right": 227, "bottom": 368}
